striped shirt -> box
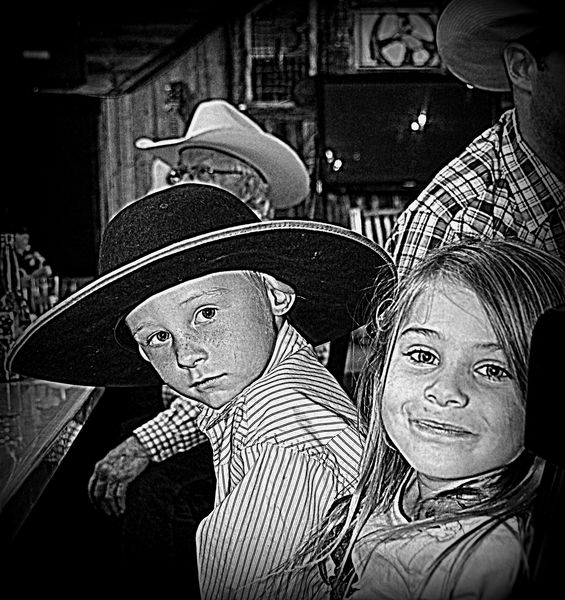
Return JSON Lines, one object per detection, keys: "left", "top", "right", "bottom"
{"left": 387, "top": 108, "right": 565, "bottom": 278}
{"left": 135, "top": 320, "right": 363, "bottom": 599}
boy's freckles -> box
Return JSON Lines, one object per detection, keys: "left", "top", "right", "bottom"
{"left": 126, "top": 271, "right": 278, "bottom": 409}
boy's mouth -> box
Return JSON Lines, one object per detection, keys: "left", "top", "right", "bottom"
{"left": 192, "top": 375, "right": 222, "bottom": 389}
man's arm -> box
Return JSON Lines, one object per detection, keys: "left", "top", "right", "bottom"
{"left": 134, "top": 396, "right": 207, "bottom": 460}
{"left": 88, "top": 397, "right": 207, "bottom": 516}
{"left": 386, "top": 201, "right": 451, "bottom": 280}
{"left": 87, "top": 435, "right": 151, "bottom": 516}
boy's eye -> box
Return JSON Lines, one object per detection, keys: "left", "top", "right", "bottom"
{"left": 194, "top": 306, "right": 218, "bottom": 324}
{"left": 146, "top": 330, "right": 170, "bottom": 347}
{"left": 476, "top": 363, "right": 512, "bottom": 382}
{"left": 404, "top": 348, "right": 439, "bottom": 366}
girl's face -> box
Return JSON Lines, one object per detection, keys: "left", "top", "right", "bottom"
{"left": 381, "top": 283, "right": 525, "bottom": 482}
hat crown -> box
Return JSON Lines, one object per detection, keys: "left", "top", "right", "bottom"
{"left": 99, "top": 184, "right": 259, "bottom": 275}
{"left": 185, "top": 99, "right": 264, "bottom": 138}
{"left": 436, "top": 0, "right": 546, "bottom": 91}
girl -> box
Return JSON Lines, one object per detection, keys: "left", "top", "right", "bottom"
{"left": 279, "top": 237, "right": 565, "bottom": 600}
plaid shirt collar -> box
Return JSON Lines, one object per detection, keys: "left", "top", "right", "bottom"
{"left": 499, "top": 109, "right": 564, "bottom": 211}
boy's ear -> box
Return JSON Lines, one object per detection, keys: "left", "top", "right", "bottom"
{"left": 504, "top": 43, "right": 536, "bottom": 93}
{"left": 262, "top": 274, "right": 296, "bottom": 316}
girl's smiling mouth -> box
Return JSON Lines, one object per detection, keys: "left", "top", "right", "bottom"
{"left": 410, "top": 418, "right": 477, "bottom": 438}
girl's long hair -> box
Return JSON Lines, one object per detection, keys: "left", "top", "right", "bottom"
{"left": 276, "top": 237, "right": 565, "bottom": 598}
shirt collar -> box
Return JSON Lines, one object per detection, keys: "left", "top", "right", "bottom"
{"left": 504, "top": 108, "right": 537, "bottom": 166}
{"left": 503, "top": 108, "right": 563, "bottom": 185}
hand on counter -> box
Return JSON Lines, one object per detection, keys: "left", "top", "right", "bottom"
{"left": 87, "top": 435, "right": 150, "bottom": 516}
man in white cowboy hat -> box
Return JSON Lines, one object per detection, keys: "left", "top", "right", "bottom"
{"left": 135, "top": 97, "right": 311, "bottom": 219}
{"left": 7, "top": 183, "right": 396, "bottom": 599}
{"left": 387, "top": 0, "right": 564, "bottom": 278}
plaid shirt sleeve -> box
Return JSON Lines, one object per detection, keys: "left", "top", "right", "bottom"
{"left": 386, "top": 170, "right": 503, "bottom": 279}
{"left": 386, "top": 197, "right": 466, "bottom": 279}
{"left": 133, "top": 395, "right": 207, "bottom": 461}
{"left": 387, "top": 202, "right": 442, "bottom": 279}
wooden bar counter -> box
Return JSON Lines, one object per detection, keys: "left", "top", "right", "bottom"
{"left": 0, "top": 376, "right": 103, "bottom": 543}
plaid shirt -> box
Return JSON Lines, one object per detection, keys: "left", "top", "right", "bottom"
{"left": 386, "top": 108, "right": 565, "bottom": 278}
{"left": 135, "top": 321, "right": 361, "bottom": 599}
{"left": 134, "top": 390, "right": 207, "bottom": 460}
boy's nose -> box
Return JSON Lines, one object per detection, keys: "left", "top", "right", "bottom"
{"left": 423, "top": 370, "right": 470, "bottom": 408}
{"left": 175, "top": 336, "right": 207, "bottom": 369}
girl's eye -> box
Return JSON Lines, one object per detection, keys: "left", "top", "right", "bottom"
{"left": 403, "top": 348, "right": 439, "bottom": 366}
{"left": 194, "top": 306, "right": 218, "bottom": 324}
{"left": 147, "top": 330, "right": 170, "bottom": 347}
{"left": 476, "top": 363, "right": 512, "bottom": 382}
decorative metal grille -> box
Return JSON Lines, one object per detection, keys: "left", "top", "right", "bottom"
{"left": 250, "top": 1, "right": 310, "bottom": 102}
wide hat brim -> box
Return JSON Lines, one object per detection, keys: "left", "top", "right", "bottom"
{"left": 437, "top": 0, "right": 544, "bottom": 92}
{"left": 7, "top": 184, "right": 395, "bottom": 387}
{"left": 136, "top": 129, "right": 310, "bottom": 209}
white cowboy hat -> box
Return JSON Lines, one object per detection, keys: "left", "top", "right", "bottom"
{"left": 135, "top": 99, "right": 310, "bottom": 209}
{"left": 437, "top": 0, "right": 548, "bottom": 92}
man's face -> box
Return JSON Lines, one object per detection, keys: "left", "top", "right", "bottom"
{"left": 531, "top": 48, "right": 565, "bottom": 152}
{"left": 151, "top": 148, "right": 273, "bottom": 219}
{"left": 126, "top": 271, "right": 278, "bottom": 409}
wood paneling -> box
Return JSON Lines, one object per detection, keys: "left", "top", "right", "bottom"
{"left": 98, "top": 29, "right": 231, "bottom": 220}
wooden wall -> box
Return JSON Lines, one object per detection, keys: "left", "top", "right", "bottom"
{"left": 98, "top": 27, "right": 231, "bottom": 222}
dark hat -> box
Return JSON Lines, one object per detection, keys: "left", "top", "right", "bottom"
{"left": 437, "top": 0, "right": 548, "bottom": 92}
{"left": 7, "top": 184, "right": 395, "bottom": 387}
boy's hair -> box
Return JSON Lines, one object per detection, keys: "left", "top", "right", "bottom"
{"left": 279, "top": 237, "right": 565, "bottom": 597}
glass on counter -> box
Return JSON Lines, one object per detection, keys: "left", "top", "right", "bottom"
{"left": 1, "top": 233, "right": 32, "bottom": 381}
{"left": 0, "top": 377, "right": 102, "bottom": 541}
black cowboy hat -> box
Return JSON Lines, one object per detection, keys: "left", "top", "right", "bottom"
{"left": 6, "top": 184, "right": 396, "bottom": 387}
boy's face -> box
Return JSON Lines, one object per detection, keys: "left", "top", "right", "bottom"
{"left": 126, "top": 271, "right": 280, "bottom": 409}
{"left": 381, "top": 284, "right": 524, "bottom": 484}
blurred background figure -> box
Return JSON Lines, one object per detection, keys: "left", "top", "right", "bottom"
{"left": 136, "top": 98, "right": 310, "bottom": 220}
{"left": 13, "top": 223, "right": 52, "bottom": 279}
{"left": 12, "top": 223, "right": 58, "bottom": 319}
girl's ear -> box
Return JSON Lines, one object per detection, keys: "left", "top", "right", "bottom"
{"left": 262, "top": 274, "right": 296, "bottom": 316}
{"left": 504, "top": 42, "right": 536, "bottom": 93}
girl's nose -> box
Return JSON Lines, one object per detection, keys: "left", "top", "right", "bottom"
{"left": 423, "top": 369, "right": 470, "bottom": 408}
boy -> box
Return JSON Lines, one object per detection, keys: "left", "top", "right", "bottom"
{"left": 93, "top": 98, "right": 313, "bottom": 586}
{"left": 7, "top": 183, "right": 395, "bottom": 599}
